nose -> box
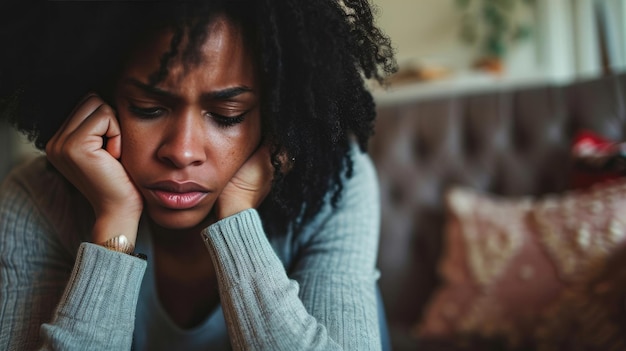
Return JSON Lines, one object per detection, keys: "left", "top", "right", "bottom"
{"left": 157, "top": 110, "right": 207, "bottom": 168}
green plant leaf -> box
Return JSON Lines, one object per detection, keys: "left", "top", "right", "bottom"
{"left": 484, "top": 4, "right": 507, "bottom": 31}
{"left": 513, "top": 25, "right": 532, "bottom": 41}
{"left": 486, "top": 34, "right": 506, "bottom": 57}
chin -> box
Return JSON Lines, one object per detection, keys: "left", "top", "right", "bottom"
{"left": 146, "top": 207, "right": 212, "bottom": 231}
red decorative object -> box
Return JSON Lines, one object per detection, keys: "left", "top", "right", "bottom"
{"left": 570, "top": 130, "right": 626, "bottom": 189}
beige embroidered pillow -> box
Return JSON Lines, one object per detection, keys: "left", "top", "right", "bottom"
{"left": 415, "top": 178, "right": 626, "bottom": 346}
{"left": 534, "top": 243, "right": 626, "bottom": 351}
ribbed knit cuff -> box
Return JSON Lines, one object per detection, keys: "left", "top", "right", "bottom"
{"left": 202, "top": 209, "right": 282, "bottom": 282}
{"left": 54, "top": 243, "right": 147, "bottom": 329}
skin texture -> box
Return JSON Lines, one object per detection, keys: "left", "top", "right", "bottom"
{"left": 45, "top": 16, "right": 274, "bottom": 328}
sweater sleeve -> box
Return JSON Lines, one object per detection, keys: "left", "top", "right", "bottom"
{"left": 202, "top": 148, "right": 381, "bottom": 350}
{"left": 39, "top": 244, "right": 146, "bottom": 350}
{"left": 0, "top": 173, "right": 146, "bottom": 351}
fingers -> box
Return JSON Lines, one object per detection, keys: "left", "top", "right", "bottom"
{"left": 48, "top": 94, "right": 103, "bottom": 146}
{"left": 42, "top": 93, "right": 143, "bottom": 235}
{"left": 65, "top": 94, "right": 110, "bottom": 133}
{"left": 51, "top": 93, "right": 97, "bottom": 138}
{"left": 67, "top": 107, "right": 121, "bottom": 161}
{"left": 255, "top": 142, "right": 272, "bottom": 168}
{"left": 235, "top": 143, "right": 273, "bottom": 186}
{"left": 46, "top": 94, "right": 120, "bottom": 159}
{"left": 105, "top": 133, "right": 122, "bottom": 160}
{"left": 214, "top": 143, "right": 274, "bottom": 219}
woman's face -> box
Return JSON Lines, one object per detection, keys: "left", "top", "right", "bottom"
{"left": 114, "top": 17, "right": 261, "bottom": 230}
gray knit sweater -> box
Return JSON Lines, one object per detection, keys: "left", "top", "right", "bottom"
{"left": 0, "top": 147, "right": 381, "bottom": 350}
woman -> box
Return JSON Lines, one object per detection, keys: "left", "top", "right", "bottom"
{"left": 0, "top": 1, "right": 395, "bottom": 350}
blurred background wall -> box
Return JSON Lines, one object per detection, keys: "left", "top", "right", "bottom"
{"left": 370, "top": 0, "right": 626, "bottom": 104}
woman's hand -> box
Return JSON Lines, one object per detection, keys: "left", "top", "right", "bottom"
{"left": 45, "top": 94, "right": 143, "bottom": 244}
{"left": 213, "top": 143, "right": 274, "bottom": 220}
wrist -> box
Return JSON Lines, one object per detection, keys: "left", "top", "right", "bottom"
{"left": 96, "top": 234, "right": 147, "bottom": 260}
{"left": 92, "top": 210, "right": 141, "bottom": 245}
{"left": 214, "top": 202, "right": 253, "bottom": 221}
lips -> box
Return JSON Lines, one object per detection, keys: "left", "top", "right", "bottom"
{"left": 147, "top": 180, "right": 210, "bottom": 210}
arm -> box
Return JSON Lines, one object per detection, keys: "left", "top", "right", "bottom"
{"left": 203, "top": 148, "right": 381, "bottom": 350}
{"left": 40, "top": 244, "right": 146, "bottom": 350}
{"left": 0, "top": 174, "right": 147, "bottom": 351}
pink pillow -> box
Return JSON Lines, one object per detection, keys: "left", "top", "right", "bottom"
{"left": 415, "top": 178, "right": 626, "bottom": 346}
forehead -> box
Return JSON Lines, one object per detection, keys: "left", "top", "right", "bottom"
{"left": 123, "top": 15, "right": 256, "bottom": 88}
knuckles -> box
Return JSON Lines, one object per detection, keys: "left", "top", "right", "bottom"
{"left": 95, "top": 103, "right": 115, "bottom": 117}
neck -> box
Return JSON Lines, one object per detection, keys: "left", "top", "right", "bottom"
{"left": 147, "top": 216, "right": 219, "bottom": 329}
{"left": 148, "top": 215, "right": 215, "bottom": 259}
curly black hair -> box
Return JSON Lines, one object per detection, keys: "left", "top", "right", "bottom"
{"left": 0, "top": 0, "right": 396, "bottom": 232}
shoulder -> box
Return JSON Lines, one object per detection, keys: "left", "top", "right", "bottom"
{"left": 0, "top": 156, "right": 92, "bottom": 253}
{"left": 278, "top": 145, "right": 380, "bottom": 271}
{"left": 261, "top": 145, "right": 382, "bottom": 269}
{"left": 342, "top": 143, "right": 379, "bottom": 201}
{"left": 298, "top": 144, "right": 380, "bottom": 242}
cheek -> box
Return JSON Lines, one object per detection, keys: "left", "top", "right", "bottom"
{"left": 214, "top": 116, "right": 262, "bottom": 179}
{"left": 243, "top": 112, "right": 263, "bottom": 148}
{"left": 235, "top": 115, "right": 262, "bottom": 157}
{"left": 219, "top": 113, "right": 262, "bottom": 152}
{"left": 118, "top": 119, "right": 151, "bottom": 169}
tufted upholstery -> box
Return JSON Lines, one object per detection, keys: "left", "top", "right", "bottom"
{"left": 369, "top": 73, "right": 626, "bottom": 350}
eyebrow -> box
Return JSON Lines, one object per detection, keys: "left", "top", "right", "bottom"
{"left": 124, "top": 78, "right": 255, "bottom": 100}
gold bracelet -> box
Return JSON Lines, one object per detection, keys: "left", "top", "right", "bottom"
{"left": 98, "top": 234, "right": 135, "bottom": 255}
{"left": 97, "top": 235, "right": 147, "bottom": 260}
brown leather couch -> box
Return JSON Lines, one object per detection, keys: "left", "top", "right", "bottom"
{"left": 369, "top": 72, "right": 626, "bottom": 350}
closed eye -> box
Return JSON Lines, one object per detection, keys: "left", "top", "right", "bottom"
{"left": 128, "top": 105, "right": 166, "bottom": 119}
{"left": 206, "top": 110, "right": 249, "bottom": 128}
